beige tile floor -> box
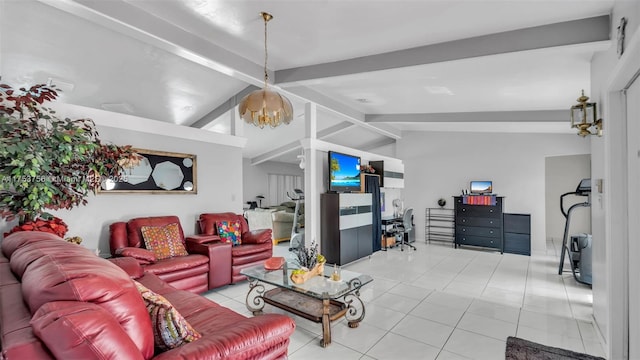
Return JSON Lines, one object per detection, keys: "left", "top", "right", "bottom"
{"left": 204, "top": 239, "right": 606, "bottom": 359}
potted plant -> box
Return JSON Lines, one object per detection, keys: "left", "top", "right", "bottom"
{"left": 0, "top": 83, "right": 139, "bottom": 234}
{"left": 290, "top": 241, "right": 326, "bottom": 284}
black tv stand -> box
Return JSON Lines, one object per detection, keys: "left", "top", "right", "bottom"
{"left": 321, "top": 193, "right": 373, "bottom": 265}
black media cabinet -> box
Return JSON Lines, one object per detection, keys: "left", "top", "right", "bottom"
{"left": 321, "top": 193, "right": 373, "bottom": 265}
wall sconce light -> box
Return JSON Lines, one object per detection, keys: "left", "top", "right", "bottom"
{"left": 570, "top": 90, "right": 603, "bottom": 137}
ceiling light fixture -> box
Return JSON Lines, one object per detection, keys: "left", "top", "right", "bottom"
{"left": 238, "top": 12, "right": 293, "bottom": 129}
{"left": 570, "top": 90, "right": 602, "bottom": 137}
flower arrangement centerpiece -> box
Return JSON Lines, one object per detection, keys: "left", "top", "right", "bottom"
{"left": 290, "top": 241, "right": 326, "bottom": 284}
{"left": 0, "top": 83, "right": 140, "bottom": 236}
{"left": 361, "top": 164, "right": 376, "bottom": 174}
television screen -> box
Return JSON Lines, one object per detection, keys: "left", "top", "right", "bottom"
{"left": 470, "top": 181, "right": 493, "bottom": 194}
{"left": 328, "top": 151, "right": 361, "bottom": 193}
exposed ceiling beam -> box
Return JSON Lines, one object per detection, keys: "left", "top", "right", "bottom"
{"left": 287, "top": 86, "right": 402, "bottom": 139}
{"left": 359, "top": 137, "right": 397, "bottom": 152}
{"left": 250, "top": 121, "right": 355, "bottom": 165}
{"left": 275, "top": 15, "right": 610, "bottom": 84}
{"left": 39, "top": 0, "right": 268, "bottom": 87}
{"left": 189, "top": 85, "right": 259, "bottom": 129}
{"left": 317, "top": 121, "right": 355, "bottom": 138}
{"left": 365, "top": 110, "right": 568, "bottom": 123}
{"left": 42, "top": 0, "right": 393, "bottom": 142}
{"left": 251, "top": 141, "right": 301, "bottom": 166}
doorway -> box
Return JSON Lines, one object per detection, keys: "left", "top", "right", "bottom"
{"left": 625, "top": 72, "right": 640, "bottom": 359}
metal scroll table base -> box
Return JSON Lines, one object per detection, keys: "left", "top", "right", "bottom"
{"left": 245, "top": 281, "right": 365, "bottom": 347}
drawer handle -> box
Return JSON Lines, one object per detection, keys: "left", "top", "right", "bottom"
{"left": 462, "top": 229, "right": 466, "bottom": 232}
{"left": 462, "top": 219, "right": 466, "bottom": 223}
{"left": 462, "top": 208, "right": 466, "bottom": 212}
{"left": 489, "top": 230, "right": 493, "bottom": 234}
{"left": 489, "top": 209, "right": 494, "bottom": 213}
{"left": 489, "top": 221, "right": 494, "bottom": 224}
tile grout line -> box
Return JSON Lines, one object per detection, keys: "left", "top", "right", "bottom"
{"left": 514, "top": 253, "right": 530, "bottom": 338}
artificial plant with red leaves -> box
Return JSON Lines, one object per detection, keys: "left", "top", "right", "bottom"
{"left": 4, "top": 217, "right": 68, "bottom": 238}
{"left": 0, "top": 83, "right": 140, "bottom": 225}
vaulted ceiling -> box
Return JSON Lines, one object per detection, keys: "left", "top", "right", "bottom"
{"left": 0, "top": 0, "right": 613, "bottom": 164}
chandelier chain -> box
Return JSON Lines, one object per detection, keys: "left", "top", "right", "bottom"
{"left": 263, "top": 14, "right": 269, "bottom": 88}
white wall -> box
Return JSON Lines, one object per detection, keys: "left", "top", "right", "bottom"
{"left": 242, "top": 159, "right": 303, "bottom": 206}
{"left": 397, "top": 131, "right": 590, "bottom": 253}
{"left": 590, "top": 1, "right": 640, "bottom": 357}
{"left": 369, "top": 142, "right": 397, "bottom": 159}
{"left": 1, "top": 106, "right": 244, "bottom": 256}
{"left": 544, "top": 154, "right": 591, "bottom": 241}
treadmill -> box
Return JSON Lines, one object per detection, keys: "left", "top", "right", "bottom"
{"left": 558, "top": 178, "right": 592, "bottom": 285}
{"left": 287, "top": 189, "right": 305, "bottom": 252}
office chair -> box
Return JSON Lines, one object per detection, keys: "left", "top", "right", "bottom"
{"left": 396, "top": 208, "right": 416, "bottom": 251}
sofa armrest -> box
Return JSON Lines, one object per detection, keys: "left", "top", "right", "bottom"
{"left": 242, "top": 229, "right": 272, "bottom": 244}
{"left": 115, "top": 247, "right": 157, "bottom": 265}
{"left": 31, "top": 301, "right": 145, "bottom": 360}
{"left": 185, "top": 234, "right": 221, "bottom": 245}
{"left": 108, "top": 257, "right": 145, "bottom": 279}
{"left": 109, "top": 221, "right": 129, "bottom": 256}
{"left": 185, "top": 241, "right": 232, "bottom": 289}
{"left": 152, "top": 314, "right": 295, "bottom": 360}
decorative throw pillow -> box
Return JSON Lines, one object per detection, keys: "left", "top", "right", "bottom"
{"left": 140, "top": 223, "right": 188, "bottom": 260}
{"left": 216, "top": 221, "right": 241, "bottom": 245}
{"left": 133, "top": 280, "right": 201, "bottom": 351}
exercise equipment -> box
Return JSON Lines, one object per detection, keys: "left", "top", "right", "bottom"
{"left": 558, "top": 178, "right": 592, "bottom": 285}
{"left": 287, "top": 188, "right": 305, "bottom": 252}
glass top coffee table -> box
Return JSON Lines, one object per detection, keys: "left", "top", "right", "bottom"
{"left": 240, "top": 263, "right": 373, "bottom": 347}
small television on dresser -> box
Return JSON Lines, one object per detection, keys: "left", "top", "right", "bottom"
{"left": 470, "top": 180, "right": 493, "bottom": 194}
{"left": 328, "top": 151, "right": 361, "bottom": 193}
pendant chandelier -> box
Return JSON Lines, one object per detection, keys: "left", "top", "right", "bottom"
{"left": 238, "top": 12, "right": 293, "bottom": 128}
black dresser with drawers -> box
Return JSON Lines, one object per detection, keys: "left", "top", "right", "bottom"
{"left": 454, "top": 196, "right": 504, "bottom": 253}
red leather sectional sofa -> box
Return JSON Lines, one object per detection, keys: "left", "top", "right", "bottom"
{"left": 0, "top": 231, "right": 295, "bottom": 359}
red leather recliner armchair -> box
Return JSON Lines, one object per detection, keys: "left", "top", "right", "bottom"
{"left": 110, "top": 216, "right": 231, "bottom": 293}
{"left": 198, "top": 212, "right": 273, "bottom": 283}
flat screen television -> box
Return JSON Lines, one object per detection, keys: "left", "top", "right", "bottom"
{"left": 470, "top": 181, "right": 493, "bottom": 194}
{"left": 328, "top": 151, "right": 361, "bottom": 193}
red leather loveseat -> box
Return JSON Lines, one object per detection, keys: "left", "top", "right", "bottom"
{"left": 198, "top": 213, "right": 273, "bottom": 283}
{"left": 0, "top": 231, "right": 295, "bottom": 359}
{"left": 110, "top": 216, "right": 232, "bottom": 292}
